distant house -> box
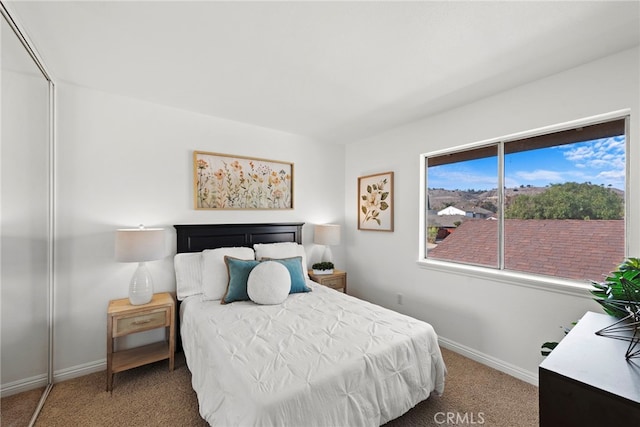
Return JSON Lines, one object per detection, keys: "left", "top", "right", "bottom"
{"left": 428, "top": 219, "right": 624, "bottom": 281}
{"left": 428, "top": 213, "right": 466, "bottom": 240}
{"left": 431, "top": 205, "right": 494, "bottom": 240}
{"left": 461, "top": 206, "right": 494, "bottom": 219}
{"left": 438, "top": 205, "right": 494, "bottom": 218}
{"left": 437, "top": 206, "right": 466, "bottom": 216}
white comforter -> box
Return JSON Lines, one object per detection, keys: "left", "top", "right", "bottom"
{"left": 181, "top": 281, "right": 446, "bottom": 426}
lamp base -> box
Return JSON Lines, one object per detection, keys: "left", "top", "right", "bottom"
{"left": 129, "top": 262, "right": 154, "bottom": 305}
{"left": 322, "top": 246, "right": 334, "bottom": 263}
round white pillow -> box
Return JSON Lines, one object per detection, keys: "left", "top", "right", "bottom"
{"left": 247, "top": 261, "right": 291, "bottom": 305}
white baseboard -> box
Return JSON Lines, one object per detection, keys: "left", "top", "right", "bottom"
{"left": 438, "top": 336, "right": 539, "bottom": 386}
{"left": 53, "top": 359, "right": 106, "bottom": 383}
{"left": 3, "top": 359, "right": 108, "bottom": 397}
{"left": 1, "top": 374, "right": 48, "bottom": 398}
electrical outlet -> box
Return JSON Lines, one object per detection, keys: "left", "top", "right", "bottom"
{"left": 397, "top": 293, "right": 403, "bottom": 305}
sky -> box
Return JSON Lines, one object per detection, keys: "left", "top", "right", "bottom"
{"left": 427, "top": 136, "right": 626, "bottom": 191}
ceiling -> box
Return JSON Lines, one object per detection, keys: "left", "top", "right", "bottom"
{"left": 7, "top": 1, "right": 640, "bottom": 143}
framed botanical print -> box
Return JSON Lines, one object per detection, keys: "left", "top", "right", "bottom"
{"left": 358, "top": 171, "right": 394, "bottom": 231}
{"left": 194, "top": 151, "right": 293, "bottom": 209}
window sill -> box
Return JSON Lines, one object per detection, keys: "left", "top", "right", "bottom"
{"left": 416, "top": 258, "right": 594, "bottom": 299}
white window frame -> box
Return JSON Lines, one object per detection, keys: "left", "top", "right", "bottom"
{"left": 418, "top": 110, "right": 630, "bottom": 297}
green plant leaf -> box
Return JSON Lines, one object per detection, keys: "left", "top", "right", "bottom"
{"left": 589, "top": 257, "right": 640, "bottom": 318}
{"left": 540, "top": 341, "right": 558, "bottom": 356}
{"left": 312, "top": 262, "right": 334, "bottom": 270}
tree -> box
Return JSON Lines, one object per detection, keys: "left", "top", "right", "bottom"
{"left": 479, "top": 200, "right": 497, "bottom": 213}
{"left": 504, "top": 182, "right": 623, "bottom": 220}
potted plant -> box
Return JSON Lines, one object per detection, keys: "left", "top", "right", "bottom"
{"left": 312, "top": 262, "right": 334, "bottom": 275}
{"left": 590, "top": 257, "right": 640, "bottom": 318}
{"left": 541, "top": 257, "right": 640, "bottom": 356}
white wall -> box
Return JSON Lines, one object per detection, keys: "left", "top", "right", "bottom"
{"left": 345, "top": 47, "right": 640, "bottom": 384}
{"left": 54, "top": 83, "right": 345, "bottom": 378}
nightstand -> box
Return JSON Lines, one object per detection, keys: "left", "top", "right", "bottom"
{"left": 308, "top": 270, "right": 347, "bottom": 293}
{"left": 106, "top": 292, "right": 175, "bottom": 391}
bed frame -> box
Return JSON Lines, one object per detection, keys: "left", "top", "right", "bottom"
{"left": 174, "top": 222, "right": 304, "bottom": 254}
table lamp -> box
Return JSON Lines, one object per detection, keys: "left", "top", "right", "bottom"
{"left": 314, "top": 224, "right": 341, "bottom": 263}
{"left": 115, "top": 226, "right": 165, "bottom": 305}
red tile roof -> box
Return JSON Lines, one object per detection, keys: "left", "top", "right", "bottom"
{"left": 428, "top": 219, "right": 624, "bottom": 282}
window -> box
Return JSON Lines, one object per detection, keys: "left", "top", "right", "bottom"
{"left": 422, "top": 114, "right": 627, "bottom": 283}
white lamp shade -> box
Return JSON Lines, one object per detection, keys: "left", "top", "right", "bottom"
{"left": 314, "top": 224, "right": 341, "bottom": 246}
{"left": 115, "top": 228, "right": 165, "bottom": 262}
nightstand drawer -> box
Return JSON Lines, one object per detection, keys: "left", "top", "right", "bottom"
{"left": 308, "top": 270, "right": 347, "bottom": 293}
{"left": 114, "top": 309, "right": 168, "bottom": 336}
{"left": 322, "top": 276, "right": 345, "bottom": 289}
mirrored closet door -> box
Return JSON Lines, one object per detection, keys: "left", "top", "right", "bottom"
{"left": 1, "top": 4, "right": 54, "bottom": 426}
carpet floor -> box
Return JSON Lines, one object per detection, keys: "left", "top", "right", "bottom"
{"left": 2, "top": 347, "right": 538, "bottom": 426}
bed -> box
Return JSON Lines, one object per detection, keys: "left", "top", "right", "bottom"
{"left": 174, "top": 222, "right": 446, "bottom": 426}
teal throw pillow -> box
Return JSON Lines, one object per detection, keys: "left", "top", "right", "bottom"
{"left": 222, "top": 256, "right": 260, "bottom": 304}
{"left": 267, "top": 256, "right": 310, "bottom": 294}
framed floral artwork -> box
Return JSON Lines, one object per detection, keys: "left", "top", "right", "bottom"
{"left": 358, "top": 171, "right": 394, "bottom": 231}
{"left": 194, "top": 151, "right": 293, "bottom": 209}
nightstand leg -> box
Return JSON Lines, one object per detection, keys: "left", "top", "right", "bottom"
{"left": 168, "top": 304, "right": 175, "bottom": 371}
{"left": 106, "top": 319, "right": 114, "bottom": 391}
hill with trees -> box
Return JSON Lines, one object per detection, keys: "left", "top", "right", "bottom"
{"left": 429, "top": 183, "right": 624, "bottom": 220}
{"left": 504, "top": 182, "right": 623, "bottom": 220}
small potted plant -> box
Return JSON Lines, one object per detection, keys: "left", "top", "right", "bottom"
{"left": 312, "top": 261, "right": 334, "bottom": 275}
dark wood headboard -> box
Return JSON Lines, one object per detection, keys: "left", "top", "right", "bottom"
{"left": 174, "top": 222, "right": 304, "bottom": 253}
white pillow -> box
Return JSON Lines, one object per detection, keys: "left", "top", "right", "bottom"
{"left": 202, "top": 247, "right": 255, "bottom": 301}
{"left": 253, "top": 242, "right": 309, "bottom": 278}
{"left": 174, "top": 252, "right": 204, "bottom": 300}
{"left": 247, "top": 261, "right": 291, "bottom": 305}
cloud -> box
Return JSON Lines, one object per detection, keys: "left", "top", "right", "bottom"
{"left": 515, "top": 169, "right": 564, "bottom": 182}
{"left": 597, "top": 169, "right": 625, "bottom": 180}
{"left": 561, "top": 136, "right": 625, "bottom": 185}
{"left": 563, "top": 137, "right": 625, "bottom": 168}
{"left": 428, "top": 169, "right": 497, "bottom": 190}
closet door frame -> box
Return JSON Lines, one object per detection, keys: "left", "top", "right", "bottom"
{"left": 0, "top": 2, "right": 55, "bottom": 425}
